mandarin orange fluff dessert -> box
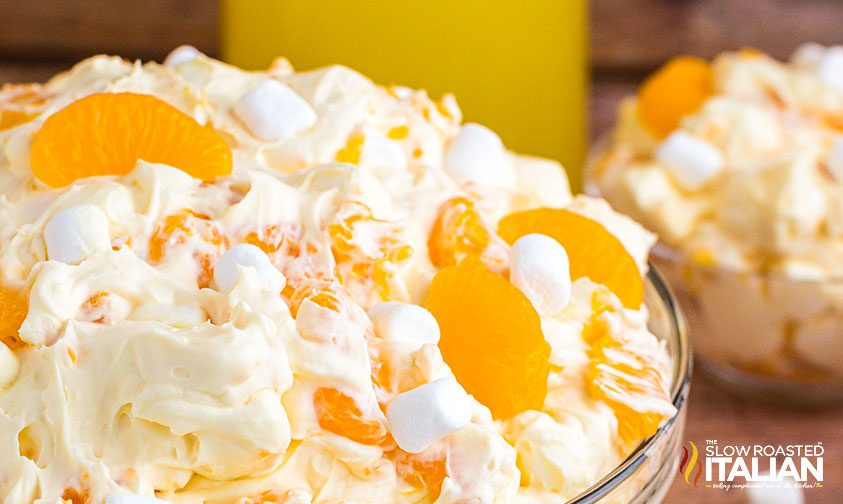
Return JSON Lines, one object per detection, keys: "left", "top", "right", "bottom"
{"left": 0, "top": 47, "right": 675, "bottom": 503}
{"left": 589, "top": 47, "right": 843, "bottom": 387}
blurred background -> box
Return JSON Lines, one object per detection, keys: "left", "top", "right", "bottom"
{"left": 6, "top": 1, "right": 843, "bottom": 182}
{"left": 4, "top": 0, "right": 843, "bottom": 182}
{"left": 0, "top": 1, "right": 841, "bottom": 501}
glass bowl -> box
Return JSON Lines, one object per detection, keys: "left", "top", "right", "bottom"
{"left": 585, "top": 140, "right": 843, "bottom": 407}
{"left": 651, "top": 244, "right": 843, "bottom": 406}
{"left": 570, "top": 265, "right": 691, "bottom": 503}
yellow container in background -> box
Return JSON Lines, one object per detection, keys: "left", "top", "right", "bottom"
{"left": 221, "top": 0, "right": 588, "bottom": 188}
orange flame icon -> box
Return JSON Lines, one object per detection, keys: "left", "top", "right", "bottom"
{"left": 679, "top": 441, "right": 703, "bottom": 486}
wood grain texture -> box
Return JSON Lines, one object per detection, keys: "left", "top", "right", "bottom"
{"left": 663, "top": 376, "right": 841, "bottom": 503}
{"left": 592, "top": 0, "right": 843, "bottom": 73}
{"left": 0, "top": 0, "right": 217, "bottom": 62}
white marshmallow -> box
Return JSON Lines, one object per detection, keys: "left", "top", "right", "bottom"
{"left": 213, "top": 244, "right": 285, "bottom": 293}
{"left": 791, "top": 42, "right": 826, "bottom": 70}
{"left": 360, "top": 135, "right": 407, "bottom": 174}
{"left": 746, "top": 476, "right": 804, "bottom": 504}
{"left": 790, "top": 44, "right": 843, "bottom": 93}
{"left": 390, "top": 86, "right": 414, "bottom": 100}
{"left": 0, "top": 341, "right": 19, "bottom": 389}
{"left": 826, "top": 138, "right": 843, "bottom": 181}
{"left": 232, "top": 80, "right": 317, "bottom": 141}
{"left": 163, "top": 45, "right": 201, "bottom": 67}
{"left": 509, "top": 234, "right": 571, "bottom": 316}
{"left": 387, "top": 377, "right": 472, "bottom": 453}
{"left": 818, "top": 46, "right": 843, "bottom": 93}
{"left": 44, "top": 204, "right": 112, "bottom": 264}
{"left": 106, "top": 493, "right": 171, "bottom": 504}
{"left": 367, "top": 302, "right": 440, "bottom": 349}
{"left": 654, "top": 131, "right": 724, "bottom": 190}
{"left": 445, "top": 123, "right": 512, "bottom": 187}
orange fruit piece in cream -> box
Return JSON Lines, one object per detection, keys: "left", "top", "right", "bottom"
{"left": 391, "top": 449, "right": 448, "bottom": 499}
{"left": 427, "top": 197, "right": 507, "bottom": 270}
{"left": 148, "top": 209, "right": 228, "bottom": 288}
{"left": 584, "top": 289, "right": 673, "bottom": 446}
{"left": 30, "top": 93, "right": 232, "bottom": 187}
{"left": 0, "top": 83, "right": 48, "bottom": 131}
{"left": 244, "top": 224, "right": 301, "bottom": 257}
{"left": 0, "top": 286, "right": 27, "bottom": 350}
{"left": 284, "top": 277, "right": 345, "bottom": 318}
{"left": 313, "top": 387, "right": 390, "bottom": 446}
{"left": 328, "top": 202, "right": 413, "bottom": 305}
{"left": 636, "top": 56, "right": 713, "bottom": 139}
{"left": 424, "top": 259, "right": 549, "bottom": 419}
{"left": 498, "top": 208, "right": 644, "bottom": 309}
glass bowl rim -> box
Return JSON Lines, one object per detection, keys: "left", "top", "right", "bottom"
{"left": 568, "top": 263, "right": 692, "bottom": 503}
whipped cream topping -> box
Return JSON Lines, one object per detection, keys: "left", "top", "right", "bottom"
{"left": 0, "top": 52, "right": 671, "bottom": 503}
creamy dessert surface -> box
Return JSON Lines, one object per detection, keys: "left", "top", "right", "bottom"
{"left": 0, "top": 50, "right": 675, "bottom": 503}
{"left": 594, "top": 46, "right": 843, "bottom": 278}
{"left": 592, "top": 46, "right": 843, "bottom": 379}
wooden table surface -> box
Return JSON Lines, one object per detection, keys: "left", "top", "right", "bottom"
{"left": 1, "top": 64, "right": 841, "bottom": 504}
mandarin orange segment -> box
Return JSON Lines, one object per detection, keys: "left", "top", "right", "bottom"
{"left": 387, "top": 125, "right": 409, "bottom": 140}
{"left": 239, "top": 489, "right": 306, "bottom": 504}
{"left": 0, "top": 83, "right": 48, "bottom": 131}
{"left": 283, "top": 276, "right": 371, "bottom": 330}
{"left": 498, "top": 208, "right": 644, "bottom": 309}
{"left": 637, "top": 56, "right": 713, "bottom": 139}
{"left": 284, "top": 277, "right": 344, "bottom": 317}
{"left": 427, "top": 197, "right": 508, "bottom": 271}
{"left": 389, "top": 449, "right": 448, "bottom": 501}
{"left": 313, "top": 387, "right": 390, "bottom": 446}
{"left": 327, "top": 202, "right": 413, "bottom": 307}
{"left": 243, "top": 224, "right": 301, "bottom": 257}
{"left": 30, "top": 93, "right": 232, "bottom": 187}
{"left": 0, "top": 286, "right": 28, "bottom": 350}
{"left": 424, "top": 259, "right": 549, "bottom": 419}
{"left": 148, "top": 209, "right": 228, "bottom": 288}
{"left": 583, "top": 298, "right": 674, "bottom": 446}
{"left": 61, "top": 482, "right": 90, "bottom": 504}
{"left": 78, "top": 292, "right": 111, "bottom": 324}
{"left": 335, "top": 133, "right": 365, "bottom": 164}
{"left": 369, "top": 346, "right": 394, "bottom": 398}
{"left": 0, "top": 110, "right": 35, "bottom": 131}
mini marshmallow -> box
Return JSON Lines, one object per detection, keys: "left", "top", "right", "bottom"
{"left": 390, "top": 86, "right": 414, "bottom": 100}
{"left": 360, "top": 135, "right": 407, "bottom": 174}
{"left": 654, "top": 131, "right": 724, "bottom": 190}
{"left": 163, "top": 45, "right": 201, "bottom": 67}
{"left": 44, "top": 204, "right": 112, "bottom": 265}
{"left": 509, "top": 234, "right": 571, "bottom": 316}
{"left": 106, "top": 493, "right": 171, "bottom": 504}
{"left": 791, "top": 42, "right": 826, "bottom": 70}
{"left": 368, "top": 302, "right": 440, "bottom": 349}
{"left": 746, "top": 477, "right": 804, "bottom": 504}
{"left": 232, "top": 80, "right": 317, "bottom": 141}
{"left": 826, "top": 138, "right": 843, "bottom": 181}
{"left": 386, "top": 377, "right": 472, "bottom": 453}
{"left": 0, "top": 341, "right": 20, "bottom": 389}
{"left": 213, "top": 243, "right": 285, "bottom": 293}
{"left": 445, "top": 123, "right": 512, "bottom": 187}
{"left": 818, "top": 46, "right": 843, "bottom": 93}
